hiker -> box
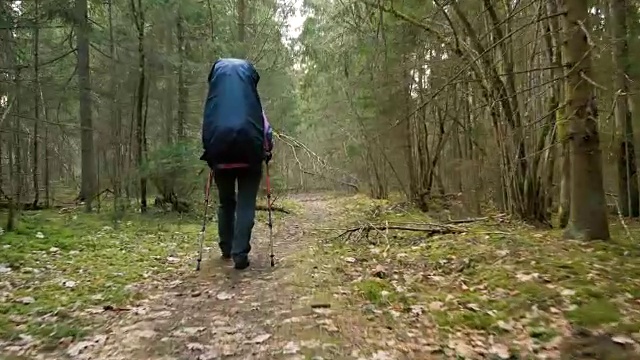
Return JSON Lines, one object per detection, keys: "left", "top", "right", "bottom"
{"left": 200, "top": 58, "right": 274, "bottom": 270}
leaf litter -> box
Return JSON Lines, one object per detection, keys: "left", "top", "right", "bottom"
{"left": 2, "top": 194, "right": 640, "bottom": 359}
{"left": 297, "top": 194, "right": 640, "bottom": 359}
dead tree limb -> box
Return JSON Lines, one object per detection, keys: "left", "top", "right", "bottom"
{"left": 274, "top": 130, "right": 360, "bottom": 190}
{"left": 256, "top": 204, "right": 290, "bottom": 214}
{"left": 337, "top": 222, "right": 466, "bottom": 242}
{"left": 301, "top": 170, "right": 359, "bottom": 191}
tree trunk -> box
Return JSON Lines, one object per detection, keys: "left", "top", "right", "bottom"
{"left": 7, "top": 70, "right": 23, "bottom": 231}
{"left": 561, "top": 0, "right": 610, "bottom": 240}
{"left": 76, "top": 0, "right": 97, "bottom": 212}
{"left": 611, "top": 0, "right": 639, "bottom": 217}
{"left": 108, "top": 0, "right": 122, "bottom": 214}
{"left": 177, "top": 12, "right": 187, "bottom": 140}
{"left": 133, "top": 0, "right": 148, "bottom": 213}
{"left": 32, "top": 0, "right": 40, "bottom": 207}
{"left": 236, "top": 0, "right": 247, "bottom": 57}
{"left": 44, "top": 111, "right": 50, "bottom": 208}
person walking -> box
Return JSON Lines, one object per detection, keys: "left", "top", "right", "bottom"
{"left": 200, "top": 58, "right": 274, "bottom": 270}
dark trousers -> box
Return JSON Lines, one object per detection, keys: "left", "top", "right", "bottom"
{"left": 213, "top": 166, "right": 262, "bottom": 261}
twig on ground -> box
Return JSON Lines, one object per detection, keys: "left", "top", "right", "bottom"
{"left": 336, "top": 221, "right": 466, "bottom": 242}
{"left": 446, "top": 216, "right": 489, "bottom": 224}
{"left": 256, "top": 204, "right": 290, "bottom": 214}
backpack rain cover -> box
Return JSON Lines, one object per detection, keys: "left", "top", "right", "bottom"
{"left": 200, "top": 58, "right": 265, "bottom": 167}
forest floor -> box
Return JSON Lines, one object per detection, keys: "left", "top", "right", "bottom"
{"left": 1, "top": 193, "right": 640, "bottom": 359}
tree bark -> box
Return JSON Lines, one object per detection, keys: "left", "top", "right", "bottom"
{"left": 611, "top": 0, "right": 639, "bottom": 217}
{"left": 32, "top": 0, "right": 40, "bottom": 207}
{"left": 177, "top": 11, "right": 187, "bottom": 140}
{"left": 561, "top": 0, "right": 610, "bottom": 240}
{"left": 76, "top": 0, "right": 97, "bottom": 212}
{"left": 236, "top": 0, "right": 247, "bottom": 57}
{"left": 108, "top": 0, "right": 122, "bottom": 214}
{"left": 132, "top": 0, "right": 148, "bottom": 213}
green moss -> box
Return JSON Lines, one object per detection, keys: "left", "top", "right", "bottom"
{"left": 29, "top": 321, "right": 88, "bottom": 345}
{"left": 567, "top": 299, "right": 622, "bottom": 327}
{"left": 528, "top": 325, "right": 558, "bottom": 342}
{"left": 0, "top": 208, "right": 203, "bottom": 342}
{"left": 357, "top": 279, "right": 392, "bottom": 305}
{"left": 433, "top": 309, "right": 500, "bottom": 332}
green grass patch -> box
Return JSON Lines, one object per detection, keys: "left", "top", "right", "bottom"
{"left": 433, "top": 309, "right": 500, "bottom": 332}
{"left": 0, "top": 208, "right": 204, "bottom": 341}
{"left": 312, "top": 195, "right": 640, "bottom": 356}
{"left": 567, "top": 299, "right": 622, "bottom": 327}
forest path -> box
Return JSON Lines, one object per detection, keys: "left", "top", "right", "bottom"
{"left": 15, "top": 192, "right": 640, "bottom": 360}
{"left": 64, "top": 193, "right": 356, "bottom": 360}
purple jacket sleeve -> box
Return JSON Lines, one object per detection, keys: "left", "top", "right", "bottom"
{"left": 263, "top": 112, "right": 274, "bottom": 152}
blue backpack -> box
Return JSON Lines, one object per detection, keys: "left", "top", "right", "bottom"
{"left": 200, "top": 58, "right": 265, "bottom": 167}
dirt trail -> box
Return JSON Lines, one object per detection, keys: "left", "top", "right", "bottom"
{"left": 65, "top": 193, "right": 348, "bottom": 360}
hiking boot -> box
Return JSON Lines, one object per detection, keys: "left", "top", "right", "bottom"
{"left": 233, "top": 257, "right": 250, "bottom": 270}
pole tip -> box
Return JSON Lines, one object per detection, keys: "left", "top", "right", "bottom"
{"left": 196, "top": 260, "right": 201, "bottom": 271}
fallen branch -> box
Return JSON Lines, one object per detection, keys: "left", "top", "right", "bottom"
{"left": 337, "top": 221, "right": 465, "bottom": 242}
{"left": 206, "top": 204, "right": 290, "bottom": 214}
{"left": 256, "top": 204, "right": 290, "bottom": 214}
{"left": 446, "top": 216, "right": 489, "bottom": 224}
{"left": 0, "top": 202, "right": 48, "bottom": 211}
{"left": 75, "top": 188, "right": 113, "bottom": 204}
{"left": 301, "top": 170, "right": 359, "bottom": 191}
{"left": 273, "top": 130, "right": 360, "bottom": 189}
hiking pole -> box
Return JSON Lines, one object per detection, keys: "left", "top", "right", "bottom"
{"left": 196, "top": 170, "right": 214, "bottom": 271}
{"left": 265, "top": 162, "right": 275, "bottom": 267}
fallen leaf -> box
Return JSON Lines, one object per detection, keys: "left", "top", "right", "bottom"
{"left": 16, "top": 334, "right": 34, "bottom": 346}
{"left": 0, "top": 264, "right": 11, "bottom": 274}
{"left": 410, "top": 304, "right": 425, "bottom": 315}
{"left": 372, "top": 264, "right": 387, "bottom": 278}
{"left": 8, "top": 315, "right": 27, "bottom": 324}
{"left": 175, "top": 327, "right": 206, "bottom": 336}
{"left": 516, "top": 272, "right": 539, "bottom": 282}
{"left": 465, "top": 303, "right": 481, "bottom": 311}
{"left": 66, "top": 335, "right": 107, "bottom": 357}
{"left": 128, "top": 329, "right": 156, "bottom": 340}
{"left": 216, "top": 292, "right": 235, "bottom": 300}
{"left": 448, "top": 340, "right": 475, "bottom": 358}
{"left": 67, "top": 341, "right": 96, "bottom": 357}
{"left": 611, "top": 335, "right": 635, "bottom": 345}
{"left": 560, "top": 288, "right": 576, "bottom": 296}
{"left": 283, "top": 316, "right": 304, "bottom": 323}
{"left": 489, "top": 344, "right": 510, "bottom": 359}
{"left": 496, "top": 250, "right": 509, "bottom": 257}
{"left": 283, "top": 341, "right": 300, "bottom": 354}
{"left": 317, "top": 319, "right": 338, "bottom": 332}
{"left": 312, "top": 308, "right": 333, "bottom": 316}
{"left": 187, "top": 342, "right": 205, "bottom": 351}
{"left": 197, "top": 350, "right": 221, "bottom": 360}
{"left": 16, "top": 297, "right": 35, "bottom": 304}
{"left": 247, "top": 333, "right": 271, "bottom": 344}
{"left": 63, "top": 280, "right": 77, "bottom": 288}
{"left": 344, "top": 257, "right": 356, "bottom": 263}
{"left": 497, "top": 320, "right": 513, "bottom": 332}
